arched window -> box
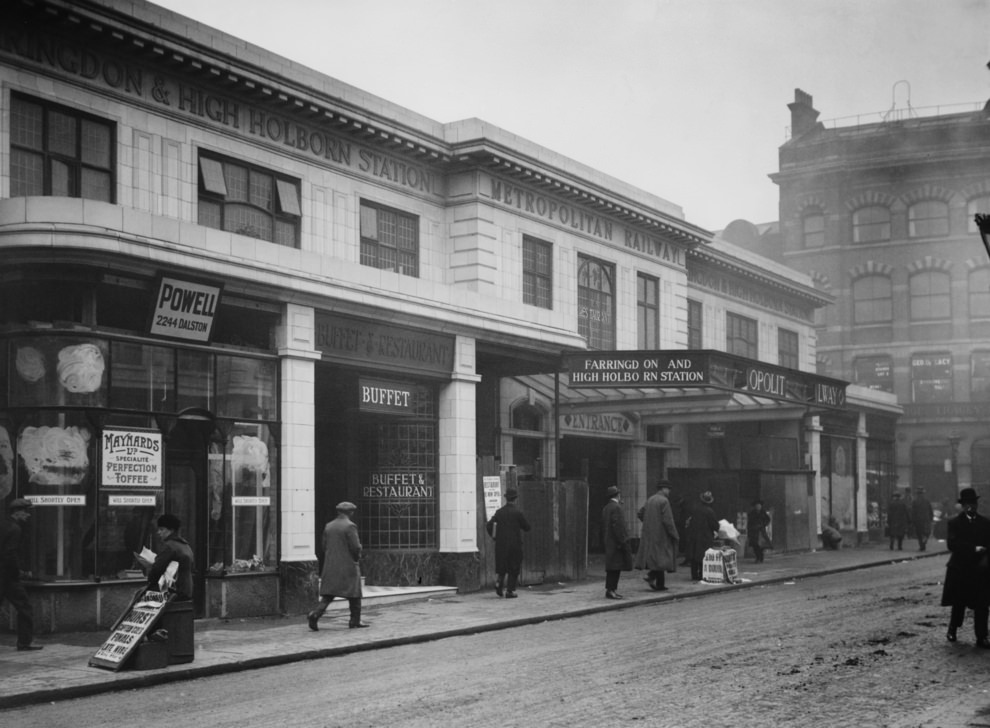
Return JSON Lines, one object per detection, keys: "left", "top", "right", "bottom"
{"left": 852, "top": 206, "right": 891, "bottom": 243}
{"left": 577, "top": 256, "right": 615, "bottom": 350}
{"left": 908, "top": 200, "right": 949, "bottom": 238}
{"left": 968, "top": 196, "right": 990, "bottom": 233}
{"left": 909, "top": 270, "right": 951, "bottom": 321}
{"left": 852, "top": 275, "right": 892, "bottom": 325}
{"left": 802, "top": 211, "right": 824, "bottom": 248}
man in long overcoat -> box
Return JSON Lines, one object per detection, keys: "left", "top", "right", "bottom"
{"left": 684, "top": 491, "right": 718, "bottom": 582}
{"left": 887, "top": 491, "right": 909, "bottom": 550}
{"left": 602, "top": 486, "right": 630, "bottom": 600}
{"left": 941, "top": 488, "right": 990, "bottom": 647}
{"left": 911, "top": 487, "right": 935, "bottom": 552}
{"left": 0, "top": 499, "right": 41, "bottom": 650}
{"left": 308, "top": 501, "right": 367, "bottom": 631}
{"left": 634, "top": 479, "right": 678, "bottom": 591}
{"left": 486, "top": 488, "right": 531, "bottom": 598}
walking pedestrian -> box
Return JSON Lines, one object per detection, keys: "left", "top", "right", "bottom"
{"left": 634, "top": 479, "right": 678, "bottom": 591}
{"left": 602, "top": 486, "right": 631, "bottom": 599}
{"left": 747, "top": 500, "right": 772, "bottom": 563}
{"left": 887, "top": 491, "right": 909, "bottom": 550}
{"left": 911, "top": 486, "right": 934, "bottom": 552}
{"left": 486, "top": 488, "right": 531, "bottom": 598}
{"left": 684, "top": 491, "right": 718, "bottom": 582}
{"left": 308, "top": 501, "right": 368, "bottom": 631}
{"left": 0, "top": 499, "right": 41, "bottom": 651}
{"left": 941, "top": 488, "right": 990, "bottom": 647}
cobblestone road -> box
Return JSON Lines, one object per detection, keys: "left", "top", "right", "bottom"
{"left": 6, "top": 557, "right": 990, "bottom": 727}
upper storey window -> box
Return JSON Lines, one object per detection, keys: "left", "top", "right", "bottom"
{"left": 852, "top": 275, "right": 892, "bottom": 325}
{"left": 577, "top": 256, "right": 615, "bottom": 350}
{"left": 968, "top": 196, "right": 990, "bottom": 233}
{"left": 687, "top": 299, "right": 703, "bottom": 349}
{"left": 726, "top": 312, "right": 758, "bottom": 359}
{"left": 637, "top": 273, "right": 659, "bottom": 349}
{"left": 198, "top": 152, "right": 301, "bottom": 247}
{"left": 523, "top": 236, "right": 553, "bottom": 309}
{"left": 360, "top": 201, "right": 419, "bottom": 277}
{"left": 802, "top": 211, "right": 824, "bottom": 248}
{"left": 10, "top": 93, "right": 114, "bottom": 202}
{"left": 908, "top": 200, "right": 949, "bottom": 239}
{"left": 909, "top": 270, "right": 951, "bottom": 321}
{"left": 852, "top": 206, "right": 891, "bottom": 243}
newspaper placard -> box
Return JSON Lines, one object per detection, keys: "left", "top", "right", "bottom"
{"left": 89, "top": 590, "right": 173, "bottom": 671}
{"left": 483, "top": 476, "right": 502, "bottom": 522}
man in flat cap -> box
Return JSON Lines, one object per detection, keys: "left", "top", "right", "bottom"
{"left": 308, "top": 501, "right": 368, "bottom": 630}
{"left": 486, "top": 488, "right": 531, "bottom": 598}
{"left": 0, "top": 499, "right": 41, "bottom": 650}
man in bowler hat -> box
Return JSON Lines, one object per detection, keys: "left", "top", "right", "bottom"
{"left": 0, "top": 499, "right": 41, "bottom": 650}
{"left": 309, "top": 502, "right": 368, "bottom": 630}
{"left": 602, "top": 486, "right": 631, "bottom": 599}
{"left": 941, "top": 488, "right": 990, "bottom": 647}
{"left": 486, "top": 488, "right": 531, "bottom": 598}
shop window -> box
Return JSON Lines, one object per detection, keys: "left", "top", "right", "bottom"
{"left": 523, "top": 236, "right": 553, "bottom": 309}
{"left": 176, "top": 349, "right": 214, "bottom": 413}
{"left": 911, "top": 352, "right": 953, "bottom": 403}
{"left": 0, "top": 276, "right": 90, "bottom": 326}
{"left": 110, "top": 341, "right": 176, "bottom": 412}
{"left": 207, "top": 423, "right": 279, "bottom": 573}
{"left": 687, "top": 299, "right": 703, "bottom": 349}
{"left": 909, "top": 270, "right": 951, "bottom": 321}
{"left": 802, "top": 211, "right": 824, "bottom": 248}
{"left": 216, "top": 355, "right": 277, "bottom": 421}
{"left": 637, "top": 273, "right": 659, "bottom": 350}
{"left": 852, "top": 275, "right": 892, "bottom": 325}
{"left": 197, "top": 152, "right": 301, "bottom": 247}
{"left": 511, "top": 402, "right": 544, "bottom": 479}
{"left": 10, "top": 93, "right": 114, "bottom": 202}
{"left": 360, "top": 200, "right": 419, "bottom": 277}
{"left": 13, "top": 412, "right": 96, "bottom": 581}
{"left": 726, "top": 312, "right": 757, "bottom": 359}
{"left": 9, "top": 336, "right": 108, "bottom": 408}
{"left": 577, "top": 256, "right": 615, "bottom": 350}
{"left": 969, "top": 268, "right": 990, "bottom": 320}
{"left": 778, "top": 328, "right": 799, "bottom": 369}
{"left": 908, "top": 200, "right": 949, "bottom": 238}
{"left": 854, "top": 355, "right": 894, "bottom": 393}
{"left": 972, "top": 352, "right": 990, "bottom": 402}
{"left": 852, "top": 206, "right": 891, "bottom": 243}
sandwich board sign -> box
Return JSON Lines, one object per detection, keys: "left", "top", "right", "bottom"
{"left": 89, "top": 590, "right": 172, "bottom": 671}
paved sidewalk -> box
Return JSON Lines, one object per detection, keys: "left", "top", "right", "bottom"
{"left": 0, "top": 542, "right": 945, "bottom": 710}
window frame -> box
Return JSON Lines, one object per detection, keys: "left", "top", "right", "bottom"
{"left": 778, "top": 328, "right": 799, "bottom": 369}
{"left": 802, "top": 211, "right": 825, "bottom": 248}
{"left": 197, "top": 151, "right": 301, "bottom": 248}
{"left": 687, "top": 299, "right": 703, "bottom": 349}
{"left": 726, "top": 312, "right": 758, "bottom": 359}
{"left": 909, "top": 270, "right": 951, "bottom": 322}
{"left": 968, "top": 196, "right": 990, "bottom": 233}
{"left": 852, "top": 275, "right": 893, "bottom": 325}
{"left": 10, "top": 92, "right": 115, "bottom": 202}
{"left": 359, "top": 200, "right": 420, "bottom": 278}
{"left": 853, "top": 354, "right": 894, "bottom": 393}
{"left": 852, "top": 205, "right": 891, "bottom": 243}
{"left": 577, "top": 255, "right": 616, "bottom": 350}
{"left": 637, "top": 272, "right": 660, "bottom": 350}
{"left": 910, "top": 351, "right": 953, "bottom": 403}
{"left": 908, "top": 200, "right": 949, "bottom": 239}
{"left": 522, "top": 236, "right": 553, "bottom": 309}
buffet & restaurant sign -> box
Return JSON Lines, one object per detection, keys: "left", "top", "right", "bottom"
{"left": 561, "top": 350, "right": 847, "bottom": 410}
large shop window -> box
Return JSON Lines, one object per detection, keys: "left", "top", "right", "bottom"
{"left": 854, "top": 355, "right": 894, "bottom": 393}
{"left": 637, "top": 273, "right": 659, "bottom": 350}
{"left": 911, "top": 352, "right": 953, "bottom": 403}
{"left": 523, "top": 236, "right": 553, "bottom": 309}
{"left": 360, "top": 384, "right": 437, "bottom": 549}
{"left": 577, "top": 256, "right": 615, "bottom": 350}
{"left": 726, "top": 313, "right": 758, "bottom": 359}
{"left": 1, "top": 334, "right": 279, "bottom": 581}
{"left": 198, "top": 152, "right": 301, "bottom": 247}
{"left": 359, "top": 201, "right": 419, "bottom": 277}
{"left": 10, "top": 93, "right": 114, "bottom": 202}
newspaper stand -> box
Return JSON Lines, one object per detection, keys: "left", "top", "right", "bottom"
{"left": 702, "top": 546, "right": 741, "bottom": 584}
{"left": 89, "top": 589, "right": 174, "bottom": 671}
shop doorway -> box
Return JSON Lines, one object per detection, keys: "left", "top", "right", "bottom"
{"left": 164, "top": 420, "right": 210, "bottom": 617}
{"left": 560, "top": 437, "right": 617, "bottom": 553}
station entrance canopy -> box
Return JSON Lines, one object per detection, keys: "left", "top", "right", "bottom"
{"left": 560, "top": 350, "right": 848, "bottom": 412}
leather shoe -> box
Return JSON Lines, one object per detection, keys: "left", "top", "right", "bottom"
{"left": 349, "top": 622, "right": 370, "bottom": 629}
{"left": 505, "top": 591, "right": 517, "bottom": 599}
{"left": 16, "top": 645, "right": 43, "bottom": 651}
{"left": 605, "top": 590, "right": 623, "bottom": 600}
{"left": 307, "top": 612, "right": 319, "bottom": 632}
{"left": 946, "top": 628, "right": 957, "bottom": 643}
{"left": 977, "top": 638, "right": 990, "bottom": 649}
{"left": 495, "top": 584, "right": 503, "bottom": 597}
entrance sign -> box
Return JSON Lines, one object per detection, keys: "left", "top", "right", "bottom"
{"left": 562, "top": 349, "right": 848, "bottom": 410}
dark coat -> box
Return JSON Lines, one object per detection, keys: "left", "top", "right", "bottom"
{"left": 911, "top": 496, "right": 934, "bottom": 538}
{"left": 0, "top": 514, "right": 24, "bottom": 581}
{"left": 486, "top": 502, "right": 531, "bottom": 574}
{"left": 602, "top": 499, "right": 631, "bottom": 571}
{"left": 147, "top": 533, "right": 194, "bottom": 600}
{"left": 634, "top": 492, "right": 678, "bottom": 573}
{"left": 319, "top": 514, "right": 363, "bottom": 599}
{"left": 747, "top": 507, "right": 772, "bottom": 549}
{"left": 940, "top": 511, "right": 990, "bottom": 609}
{"left": 684, "top": 501, "right": 718, "bottom": 562}
{"left": 887, "top": 497, "right": 909, "bottom": 538}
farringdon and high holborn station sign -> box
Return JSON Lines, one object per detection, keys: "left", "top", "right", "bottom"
{"left": 561, "top": 350, "right": 847, "bottom": 409}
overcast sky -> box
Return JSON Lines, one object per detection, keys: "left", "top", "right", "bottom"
{"left": 151, "top": 0, "right": 989, "bottom": 232}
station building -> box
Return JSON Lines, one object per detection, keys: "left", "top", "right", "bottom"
{"left": 0, "top": 0, "right": 896, "bottom": 633}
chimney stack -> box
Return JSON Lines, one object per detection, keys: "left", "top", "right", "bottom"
{"left": 789, "top": 89, "right": 821, "bottom": 138}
